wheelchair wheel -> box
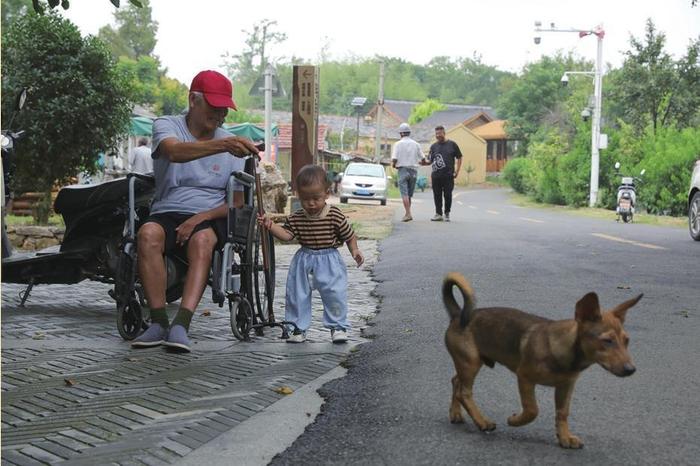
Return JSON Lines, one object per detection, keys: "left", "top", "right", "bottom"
{"left": 229, "top": 295, "right": 252, "bottom": 341}
{"left": 117, "top": 297, "right": 143, "bottom": 340}
{"left": 253, "top": 225, "right": 276, "bottom": 324}
{"left": 114, "top": 250, "right": 144, "bottom": 340}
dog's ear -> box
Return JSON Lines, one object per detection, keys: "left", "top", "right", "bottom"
{"left": 610, "top": 293, "right": 643, "bottom": 324}
{"left": 575, "top": 292, "right": 602, "bottom": 322}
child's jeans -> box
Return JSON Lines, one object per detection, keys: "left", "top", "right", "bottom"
{"left": 285, "top": 247, "right": 349, "bottom": 332}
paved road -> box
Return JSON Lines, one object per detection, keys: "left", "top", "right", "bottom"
{"left": 272, "top": 188, "right": 700, "bottom": 465}
{"left": 1, "top": 241, "right": 380, "bottom": 465}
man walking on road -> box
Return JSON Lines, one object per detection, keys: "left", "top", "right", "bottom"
{"left": 391, "top": 123, "right": 426, "bottom": 222}
{"left": 427, "top": 125, "right": 462, "bottom": 222}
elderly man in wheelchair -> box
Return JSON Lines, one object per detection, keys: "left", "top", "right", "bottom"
{"left": 129, "top": 70, "right": 260, "bottom": 353}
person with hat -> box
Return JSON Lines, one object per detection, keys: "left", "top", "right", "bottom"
{"left": 131, "top": 70, "right": 259, "bottom": 353}
{"left": 391, "top": 123, "right": 426, "bottom": 222}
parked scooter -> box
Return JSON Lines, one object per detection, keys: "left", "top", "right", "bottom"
{"left": 2, "top": 88, "right": 29, "bottom": 259}
{"left": 614, "top": 162, "right": 645, "bottom": 223}
{"left": 1, "top": 88, "right": 158, "bottom": 306}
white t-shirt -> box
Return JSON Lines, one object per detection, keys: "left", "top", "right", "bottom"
{"left": 130, "top": 145, "right": 153, "bottom": 174}
{"left": 391, "top": 136, "right": 423, "bottom": 168}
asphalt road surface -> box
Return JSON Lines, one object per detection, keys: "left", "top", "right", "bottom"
{"left": 271, "top": 187, "right": 699, "bottom": 466}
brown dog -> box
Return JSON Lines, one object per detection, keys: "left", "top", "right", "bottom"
{"left": 443, "top": 272, "right": 642, "bottom": 449}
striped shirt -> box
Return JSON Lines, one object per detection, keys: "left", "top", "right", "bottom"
{"left": 282, "top": 205, "right": 355, "bottom": 249}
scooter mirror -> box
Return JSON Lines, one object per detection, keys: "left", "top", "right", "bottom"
{"left": 614, "top": 162, "right": 620, "bottom": 170}
{"left": 640, "top": 169, "right": 646, "bottom": 176}
{"left": 1, "top": 135, "right": 11, "bottom": 149}
{"left": 16, "top": 88, "right": 27, "bottom": 111}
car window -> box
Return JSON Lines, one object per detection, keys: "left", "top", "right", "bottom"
{"left": 345, "top": 164, "right": 384, "bottom": 177}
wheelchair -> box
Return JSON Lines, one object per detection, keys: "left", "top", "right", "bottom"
{"left": 112, "top": 156, "right": 293, "bottom": 342}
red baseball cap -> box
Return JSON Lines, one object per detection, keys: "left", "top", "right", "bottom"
{"left": 190, "top": 70, "right": 238, "bottom": 110}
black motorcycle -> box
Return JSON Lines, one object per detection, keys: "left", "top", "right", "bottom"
{"left": 1, "top": 87, "right": 157, "bottom": 306}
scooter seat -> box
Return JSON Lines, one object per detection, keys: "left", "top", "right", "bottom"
{"left": 54, "top": 175, "right": 154, "bottom": 214}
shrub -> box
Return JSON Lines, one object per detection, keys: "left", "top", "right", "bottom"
{"left": 503, "top": 157, "right": 535, "bottom": 194}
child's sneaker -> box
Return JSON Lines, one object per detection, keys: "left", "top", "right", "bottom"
{"left": 331, "top": 329, "right": 348, "bottom": 344}
{"left": 286, "top": 328, "right": 306, "bottom": 343}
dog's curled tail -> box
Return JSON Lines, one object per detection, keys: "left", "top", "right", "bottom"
{"left": 443, "top": 272, "right": 476, "bottom": 328}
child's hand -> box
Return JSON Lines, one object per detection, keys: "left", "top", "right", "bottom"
{"left": 351, "top": 249, "right": 364, "bottom": 267}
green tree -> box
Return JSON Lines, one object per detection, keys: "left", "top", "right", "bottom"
{"left": 30, "top": 0, "right": 142, "bottom": 14}
{"left": 408, "top": 99, "right": 446, "bottom": 125}
{"left": 223, "top": 19, "right": 287, "bottom": 84}
{"left": 1, "top": 0, "right": 32, "bottom": 30}
{"left": 97, "top": 0, "right": 157, "bottom": 59}
{"left": 608, "top": 19, "right": 700, "bottom": 133}
{"left": 1, "top": 12, "right": 133, "bottom": 222}
{"left": 496, "top": 53, "right": 589, "bottom": 152}
{"left": 116, "top": 55, "right": 160, "bottom": 105}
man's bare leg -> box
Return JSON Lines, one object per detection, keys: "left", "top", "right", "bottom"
{"left": 137, "top": 222, "right": 167, "bottom": 310}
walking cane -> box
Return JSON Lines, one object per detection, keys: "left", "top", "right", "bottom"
{"left": 254, "top": 155, "right": 275, "bottom": 324}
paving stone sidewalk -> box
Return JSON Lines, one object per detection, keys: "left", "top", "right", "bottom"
{"left": 1, "top": 240, "right": 379, "bottom": 465}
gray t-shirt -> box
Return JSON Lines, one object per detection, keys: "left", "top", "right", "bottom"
{"left": 150, "top": 115, "right": 245, "bottom": 215}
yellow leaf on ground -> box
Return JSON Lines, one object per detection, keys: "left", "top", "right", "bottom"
{"left": 64, "top": 378, "right": 77, "bottom": 386}
{"left": 274, "top": 386, "right": 294, "bottom": 395}
{"left": 201, "top": 310, "right": 211, "bottom": 317}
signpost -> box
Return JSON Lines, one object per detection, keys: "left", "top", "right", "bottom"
{"left": 291, "top": 65, "right": 319, "bottom": 191}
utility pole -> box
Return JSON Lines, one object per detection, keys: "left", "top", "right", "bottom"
{"left": 534, "top": 22, "right": 605, "bottom": 207}
{"left": 374, "top": 61, "right": 385, "bottom": 162}
{"left": 264, "top": 64, "right": 274, "bottom": 164}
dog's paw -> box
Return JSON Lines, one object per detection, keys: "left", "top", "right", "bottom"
{"left": 478, "top": 419, "right": 497, "bottom": 432}
{"left": 449, "top": 410, "right": 465, "bottom": 424}
{"left": 507, "top": 412, "right": 536, "bottom": 427}
{"left": 558, "top": 434, "right": 584, "bottom": 449}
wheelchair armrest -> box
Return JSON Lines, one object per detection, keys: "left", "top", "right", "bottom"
{"left": 232, "top": 170, "right": 255, "bottom": 187}
{"left": 127, "top": 172, "right": 156, "bottom": 186}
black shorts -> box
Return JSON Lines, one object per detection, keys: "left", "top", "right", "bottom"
{"left": 144, "top": 212, "right": 227, "bottom": 254}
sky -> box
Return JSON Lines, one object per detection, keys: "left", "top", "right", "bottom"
{"left": 62, "top": 0, "right": 699, "bottom": 86}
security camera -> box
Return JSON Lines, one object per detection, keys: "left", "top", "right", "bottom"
{"left": 581, "top": 108, "right": 591, "bottom": 122}
{"left": 534, "top": 36, "right": 541, "bottom": 45}
{"left": 560, "top": 74, "right": 569, "bottom": 86}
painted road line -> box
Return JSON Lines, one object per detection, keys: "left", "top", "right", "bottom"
{"left": 487, "top": 210, "right": 501, "bottom": 215}
{"left": 468, "top": 205, "right": 477, "bottom": 209}
{"left": 591, "top": 233, "right": 667, "bottom": 250}
{"left": 520, "top": 217, "right": 545, "bottom": 224}
{"left": 457, "top": 201, "right": 464, "bottom": 205}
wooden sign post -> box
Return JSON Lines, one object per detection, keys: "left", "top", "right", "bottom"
{"left": 291, "top": 65, "right": 319, "bottom": 191}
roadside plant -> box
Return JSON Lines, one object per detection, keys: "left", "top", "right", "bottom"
{"left": 1, "top": 12, "right": 133, "bottom": 223}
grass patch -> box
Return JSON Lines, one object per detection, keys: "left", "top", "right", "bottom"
{"left": 509, "top": 192, "right": 687, "bottom": 228}
{"left": 387, "top": 183, "right": 401, "bottom": 199}
{"left": 485, "top": 174, "right": 508, "bottom": 187}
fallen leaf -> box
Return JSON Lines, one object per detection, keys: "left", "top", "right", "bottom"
{"left": 616, "top": 285, "right": 631, "bottom": 289}
{"left": 32, "top": 332, "right": 45, "bottom": 340}
{"left": 201, "top": 310, "right": 211, "bottom": 317}
{"left": 274, "top": 386, "right": 294, "bottom": 395}
{"left": 64, "top": 378, "right": 77, "bottom": 386}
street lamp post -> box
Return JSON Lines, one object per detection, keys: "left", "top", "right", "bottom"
{"left": 535, "top": 22, "right": 605, "bottom": 207}
{"left": 350, "top": 97, "right": 367, "bottom": 151}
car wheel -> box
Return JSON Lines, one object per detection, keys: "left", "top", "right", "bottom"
{"left": 340, "top": 197, "right": 348, "bottom": 204}
{"left": 689, "top": 191, "right": 700, "bottom": 241}
{"left": 380, "top": 199, "right": 386, "bottom": 206}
